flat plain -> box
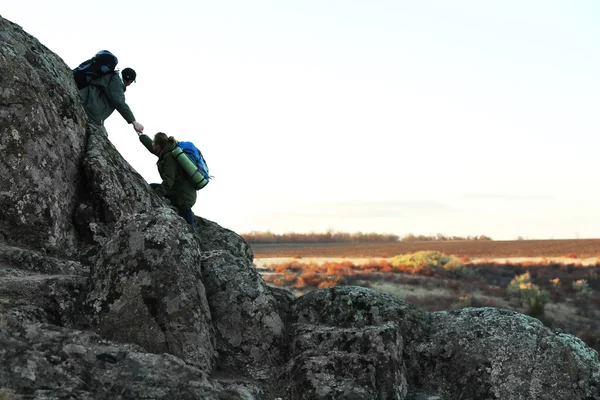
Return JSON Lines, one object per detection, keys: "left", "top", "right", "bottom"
{"left": 251, "top": 238, "right": 600, "bottom": 259}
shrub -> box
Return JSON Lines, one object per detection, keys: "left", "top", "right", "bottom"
{"left": 391, "top": 251, "right": 454, "bottom": 271}
{"left": 390, "top": 251, "right": 473, "bottom": 278}
{"left": 573, "top": 279, "right": 593, "bottom": 300}
{"left": 391, "top": 251, "right": 449, "bottom": 270}
{"left": 572, "top": 279, "right": 594, "bottom": 315}
{"left": 443, "top": 258, "right": 477, "bottom": 278}
{"left": 507, "top": 272, "right": 548, "bottom": 317}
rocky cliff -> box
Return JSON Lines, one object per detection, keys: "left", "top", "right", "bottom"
{"left": 1, "top": 15, "right": 599, "bottom": 400}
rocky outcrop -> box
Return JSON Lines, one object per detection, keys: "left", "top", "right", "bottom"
{"left": 78, "top": 125, "right": 166, "bottom": 237}
{"left": 408, "top": 307, "right": 600, "bottom": 399}
{"left": 0, "top": 324, "right": 258, "bottom": 399}
{"left": 85, "top": 207, "right": 216, "bottom": 371}
{"left": 1, "top": 14, "right": 599, "bottom": 400}
{"left": 200, "top": 250, "right": 286, "bottom": 377}
{"left": 0, "top": 15, "right": 85, "bottom": 257}
{"left": 281, "top": 286, "right": 421, "bottom": 398}
{"left": 0, "top": 243, "right": 88, "bottom": 329}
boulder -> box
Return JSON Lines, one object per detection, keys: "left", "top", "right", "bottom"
{"left": 200, "top": 250, "right": 287, "bottom": 377}
{"left": 280, "top": 286, "right": 426, "bottom": 398}
{"left": 85, "top": 207, "right": 216, "bottom": 371}
{"left": 0, "top": 323, "right": 258, "bottom": 400}
{"left": 79, "top": 124, "right": 166, "bottom": 230}
{"left": 407, "top": 307, "right": 600, "bottom": 399}
{"left": 0, "top": 16, "right": 86, "bottom": 257}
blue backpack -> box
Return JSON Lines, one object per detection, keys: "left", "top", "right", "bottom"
{"left": 177, "top": 141, "right": 211, "bottom": 190}
{"left": 73, "top": 50, "right": 118, "bottom": 89}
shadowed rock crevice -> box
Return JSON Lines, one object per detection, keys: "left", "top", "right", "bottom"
{"left": 140, "top": 290, "right": 180, "bottom": 355}
{"left": 1, "top": 14, "right": 600, "bottom": 400}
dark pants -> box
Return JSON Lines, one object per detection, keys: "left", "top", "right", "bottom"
{"left": 177, "top": 208, "right": 195, "bottom": 226}
{"left": 150, "top": 183, "right": 195, "bottom": 227}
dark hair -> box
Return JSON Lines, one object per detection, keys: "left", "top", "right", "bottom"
{"left": 154, "top": 132, "right": 169, "bottom": 148}
{"left": 121, "top": 67, "right": 136, "bottom": 82}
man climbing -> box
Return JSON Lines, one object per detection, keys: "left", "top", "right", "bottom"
{"left": 138, "top": 131, "right": 197, "bottom": 227}
{"left": 78, "top": 66, "right": 144, "bottom": 134}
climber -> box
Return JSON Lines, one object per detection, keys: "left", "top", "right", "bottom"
{"left": 137, "top": 131, "right": 197, "bottom": 227}
{"left": 77, "top": 62, "right": 144, "bottom": 134}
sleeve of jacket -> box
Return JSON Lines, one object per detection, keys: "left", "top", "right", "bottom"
{"left": 154, "top": 153, "right": 177, "bottom": 197}
{"left": 105, "top": 74, "right": 136, "bottom": 123}
{"left": 139, "top": 134, "right": 156, "bottom": 155}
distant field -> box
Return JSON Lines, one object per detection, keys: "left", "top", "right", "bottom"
{"left": 251, "top": 239, "right": 600, "bottom": 259}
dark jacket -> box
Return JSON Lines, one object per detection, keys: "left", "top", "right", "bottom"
{"left": 79, "top": 72, "right": 135, "bottom": 125}
{"left": 139, "top": 134, "right": 197, "bottom": 210}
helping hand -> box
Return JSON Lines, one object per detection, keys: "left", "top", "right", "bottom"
{"left": 132, "top": 121, "right": 144, "bottom": 134}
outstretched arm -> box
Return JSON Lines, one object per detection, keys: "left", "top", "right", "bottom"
{"left": 105, "top": 74, "right": 143, "bottom": 133}
{"left": 104, "top": 75, "right": 136, "bottom": 123}
{"left": 138, "top": 134, "right": 156, "bottom": 156}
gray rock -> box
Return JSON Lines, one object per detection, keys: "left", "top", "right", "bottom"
{"left": 0, "top": 243, "right": 88, "bottom": 329}
{"left": 283, "top": 322, "right": 406, "bottom": 399}
{"left": 408, "top": 307, "right": 600, "bottom": 399}
{"left": 0, "top": 16, "right": 85, "bottom": 257}
{"left": 279, "top": 286, "right": 424, "bottom": 398}
{"left": 80, "top": 124, "right": 166, "bottom": 229}
{"left": 0, "top": 271, "right": 86, "bottom": 328}
{"left": 291, "top": 286, "right": 426, "bottom": 341}
{"left": 85, "top": 207, "right": 216, "bottom": 372}
{"left": 195, "top": 216, "right": 254, "bottom": 261}
{"left": 0, "top": 242, "right": 84, "bottom": 275}
{"left": 267, "top": 285, "right": 296, "bottom": 325}
{"left": 200, "top": 250, "right": 286, "bottom": 378}
{"left": 0, "top": 323, "right": 257, "bottom": 400}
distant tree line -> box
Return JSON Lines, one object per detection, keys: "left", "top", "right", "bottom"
{"left": 400, "top": 233, "right": 493, "bottom": 242}
{"left": 241, "top": 230, "right": 400, "bottom": 244}
{"left": 242, "top": 231, "right": 492, "bottom": 244}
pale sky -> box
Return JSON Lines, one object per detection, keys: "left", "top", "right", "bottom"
{"left": 4, "top": 1, "right": 600, "bottom": 240}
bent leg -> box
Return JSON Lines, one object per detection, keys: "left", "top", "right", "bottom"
{"left": 177, "top": 208, "right": 195, "bottom": 227}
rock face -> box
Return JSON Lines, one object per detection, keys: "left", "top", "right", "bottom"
{"left": 408, "top": 308, "right": 600, "bottom": 399}
{"left": 200, "top": 250, "right": 286, "bottom": 377}
{"left": 0, "top": 15, "right": 85, "bottom": 257}
{"left": 280, "top": 287, "right": 425, "bottom": 398}
{"left": 1, "top": 14, "right": 600, "bottom": 400}
{"left": 78, "top": 124, "right": 166, "bottom": 237}
{"left": 85, "top": 208, "right": 216, "bottom": 371}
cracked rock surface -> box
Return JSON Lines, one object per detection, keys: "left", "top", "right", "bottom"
{"left": 407, "top": 307, "right": 600, "bottom": 399}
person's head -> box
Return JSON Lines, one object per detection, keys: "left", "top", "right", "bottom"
{"left": 121, "top": 67, "right": 137, "bottom": 87}
{"left": 153, "top": 132, "right": 169, "bottom": 154}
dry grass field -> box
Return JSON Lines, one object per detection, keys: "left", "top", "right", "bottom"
{"left": 251, "top": 238, "right": 600, "bottom": 259}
